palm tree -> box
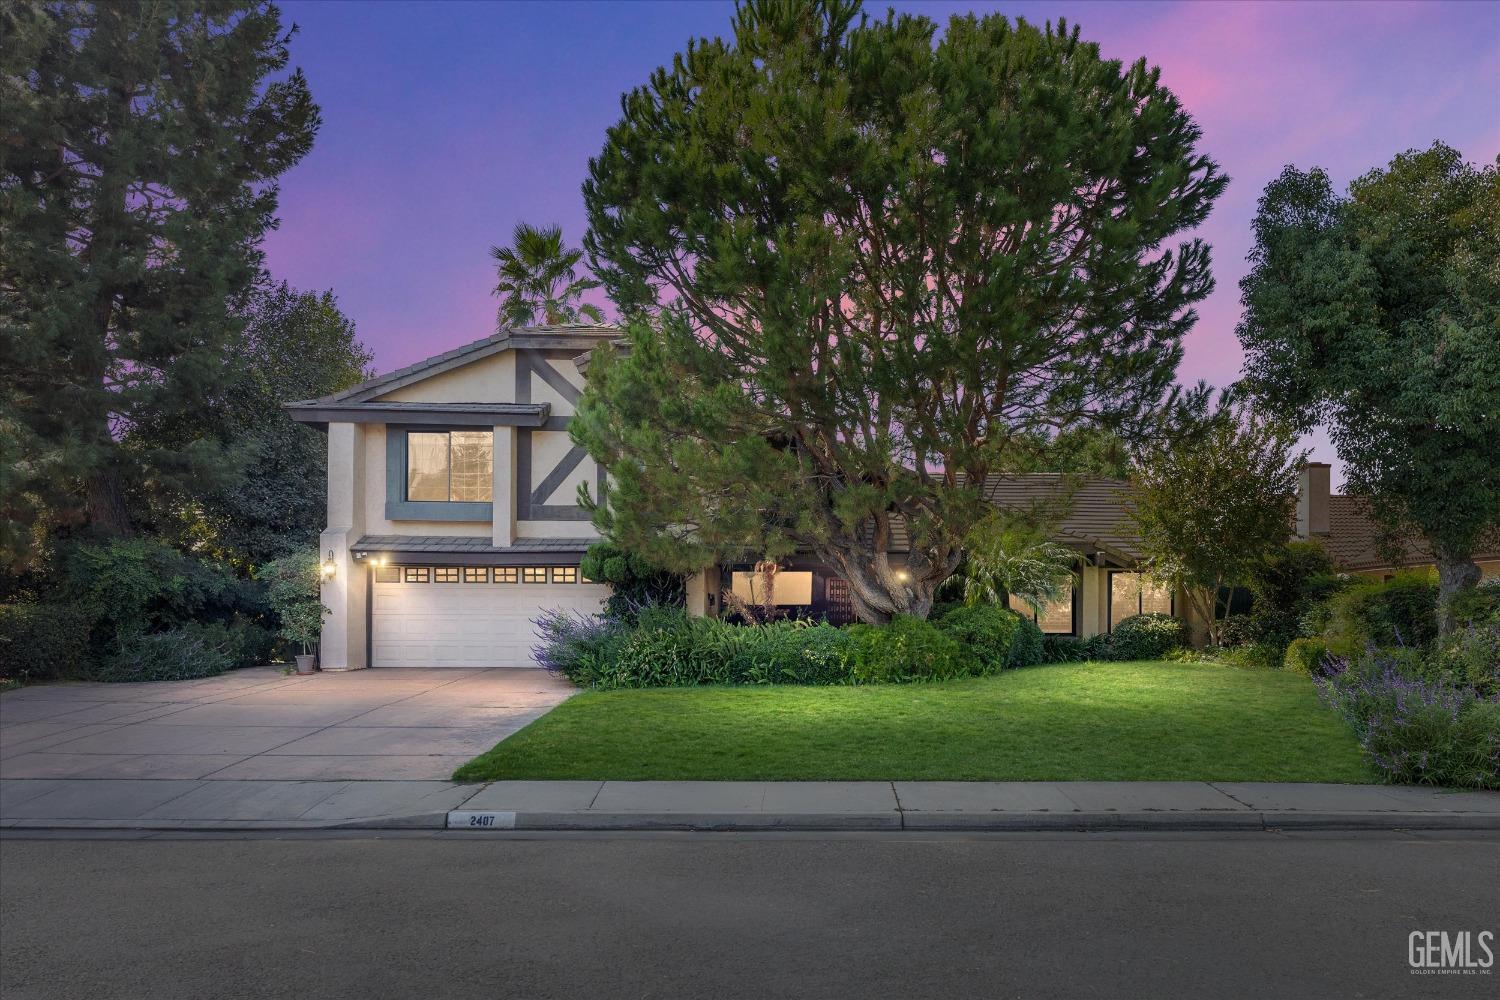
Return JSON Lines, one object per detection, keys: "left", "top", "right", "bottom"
{"left": 489, "top": 223, "right": 605, "bottom": 329}
{"left": 942, "top": 514, "right": 1078, "bottom": 613}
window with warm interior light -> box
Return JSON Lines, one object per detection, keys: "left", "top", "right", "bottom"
{"left": 406, "top": 431, "right": 493, "bottom": 502}
{"left": 1109, "top": 571, "right": 1174, "bottom": 630}
{"left": 730, "top": 570, "right": 813, "bottom": 606}
{"left": 1007, "top": 590, "right": 1076, "bottom": 635}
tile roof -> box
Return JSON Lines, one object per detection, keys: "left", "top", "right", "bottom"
{"left": 868, "top": 474, "right": 1143, "bottom": 563}
{"left": 1320, "top": 497, "right": 1500, "bottom": 572}
{"left": 354, "top": 536, "right": 595, "bottom": 554}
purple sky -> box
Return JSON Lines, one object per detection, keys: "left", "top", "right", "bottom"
{"left": 265, "top": 0, "right": 1500, "bottom": 488}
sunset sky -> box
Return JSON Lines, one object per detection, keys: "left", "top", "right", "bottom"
{"left": 265, "top": 0, "right": 1500, "bottom": 486}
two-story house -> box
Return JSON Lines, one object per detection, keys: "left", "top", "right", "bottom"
{"left": 286, "top": 324, "right": 667, "bottom": 670}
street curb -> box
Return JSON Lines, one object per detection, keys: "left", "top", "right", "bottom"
{"left": 4, "top": 811, "right": 1497, "bottom": 835}
{"left": 441, "top": 809, "right": 1500, "bottom": 834}
{"left": 0, "top": 812, "right": 450, "bottom": 832}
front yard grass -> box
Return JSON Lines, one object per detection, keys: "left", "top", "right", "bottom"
{"left": 454, "top": 659, "right": 1374, "bottom": 783}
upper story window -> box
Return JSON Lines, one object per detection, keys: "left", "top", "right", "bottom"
{"left": 406, "top": 431, "right": 492, "bottom": 502}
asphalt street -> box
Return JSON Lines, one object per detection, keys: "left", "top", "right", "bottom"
{"left": 1, "top": 830, "right": 1496, "bottom": 999}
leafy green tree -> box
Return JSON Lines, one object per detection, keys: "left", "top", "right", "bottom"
{"left": 1237, "top": 143, "right": 1499, "bottom": 634}
{"left": 490, "top": 223, "right": 604, "bottom": 328}
{"left": 1130, "top": 402, "right": 1304, "bottom": 646}
{"left": 576, "top": 2, "right": 1225, "bottom": 622}
{"left": 0, "top": 1, "right": 319, "bottom": 543}
{"left": 128, "top": 282, "right": 372, "bottom": 568}
{"left": 259, "top": 550, "right": 327, "bottom": 656}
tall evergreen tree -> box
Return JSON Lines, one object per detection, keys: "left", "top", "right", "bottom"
{"left": 0, "top": 1, "right": 319, "bottom": 550}
{"left": 489, "top": 223, "right": 604, "bottom": 328}
{"left": 1237, "top": 143, "right": 1500, "bottom": 633}
{"left": 128, "top": 281, "right": 372, "bottom": 568}
{"left": 577, "top": 2, "right": 1225, "bottom": 621}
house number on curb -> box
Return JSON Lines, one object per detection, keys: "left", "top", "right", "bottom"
{"left": 447, "top": 810, "right": 517, "bottom": 829}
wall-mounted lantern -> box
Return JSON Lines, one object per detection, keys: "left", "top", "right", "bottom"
{"left": 321, "top": 550, "right": 337, "bottom": 580}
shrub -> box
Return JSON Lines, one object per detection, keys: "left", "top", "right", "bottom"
{"left": 1447, "top": 580, "right": 1500, "bottom": 629}
{"left": 532, "top": 607, "right": 627, "bottom": 685}
{"left": 56, "top": 537, "right": 244, "bottom": 635}
{"left": 729, "top": 620, "right": 854, "bottom": 685}
{"left": 1317, "top": 649, "right": 1499, "bottom": 789}
{"left": 579, "top": 543, "right": 686, "bottom": 620}
{"left": 1080, "top": 633, "right": 1114, "bottom": 661}
{"left": 1205, "top": 642, "right": 1282, "bottom": 670}
{"left": 231, "top": 621, "right": 281, "bottom": 668}
{"left": 936, "top": 604, "right": 1027, "bottom": 672}
{"left": 1244, "top": 541, "right": 1345, "bottom": 653}
{"left": 1107, "top": 613, "right": 1187, "bottom": 660}
{"left": 1009, "top": 618, "right": 1045, "bottom": 667}
{"left": 927, "top": 600, "right": 962, "bottom": 622}
{"left": 92, "top": 623, "right": 239, "bottom": 683}
{"left": 1284, "top": 637, "right": 1333, "bottom": 676}
{"left": 1216, "top": 614, "right": 1259, "bottom": 648}
{"left": 846, "top": 615, "right": 971, "bottom": 683}
{"left": 0, "top": 604, "right": 93, "bottom": 682}
{"left": 1433, "top": 622, "right": 1500, "bottom": 696}
{"left": 1326, "top": 573, "right": 1439, "bottom": 649}
{"left": 1041, "top": 634, "right": 1087, "bottom": 663}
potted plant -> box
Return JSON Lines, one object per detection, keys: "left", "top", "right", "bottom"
{"left": 260, "top": 551, "right": 329, "bottom": 675}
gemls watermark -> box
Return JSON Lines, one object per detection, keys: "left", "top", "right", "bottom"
{"left": 1409, "top": 931, "right": 1494, "bottom": 976}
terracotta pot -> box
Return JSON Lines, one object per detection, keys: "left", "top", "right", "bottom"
{"left": 294, "top": 654, "right": 317, "bottom": 675}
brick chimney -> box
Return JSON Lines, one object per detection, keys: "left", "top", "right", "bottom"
{"left": 1296, "top": 462, "right": 1331, "bottom": 538}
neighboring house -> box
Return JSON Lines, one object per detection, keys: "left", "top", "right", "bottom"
{"left": 722, "top": 475, "right": 1185, "bottom": 639}
{"left": 1293, "top": 463, "right": 1500, "bottom": 580}
{"left": 290, "top": 330, "right": 1494, "bottom": 670}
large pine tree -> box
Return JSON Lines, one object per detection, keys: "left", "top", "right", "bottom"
{"left": 0, "top": 1, "right": 319, "bottom": 553}
{"left": 577, "top": 2, "right": 1225, "bottom": 621}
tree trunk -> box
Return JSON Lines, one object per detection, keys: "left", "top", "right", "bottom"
{"left": 1433, "top": 544, "right": 1480, "bottom": 638}
{"left": 820, "top": 545, "right": 952, "bottom": 624}
{"left": 86, "top": 466, "right": 133, "bottom": 537}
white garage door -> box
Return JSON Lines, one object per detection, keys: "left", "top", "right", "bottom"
{"left": 372, "top": 565, "right": 609, "bottom": 668}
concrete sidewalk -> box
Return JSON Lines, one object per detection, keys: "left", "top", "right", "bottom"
{"left": 3, "top": 778, "right": 1497, "bottom": 832}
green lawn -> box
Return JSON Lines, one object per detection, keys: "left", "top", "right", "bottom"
{"left": 454, "top": 660, "right": 1374, "bottom": 783}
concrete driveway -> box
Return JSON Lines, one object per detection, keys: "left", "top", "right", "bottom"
{"left": 0, "top": 667, "right": 572, "bottom": 782}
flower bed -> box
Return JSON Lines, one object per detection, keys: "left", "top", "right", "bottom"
{"left": 1317, "top": 646, "right": 1500, "bottom": 789}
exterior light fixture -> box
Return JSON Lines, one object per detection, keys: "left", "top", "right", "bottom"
{"left": 321, "top": 550, "right": 337, "bottom": 580}
{"left": 895, "top": 569, "right": 910, "bottom": 583}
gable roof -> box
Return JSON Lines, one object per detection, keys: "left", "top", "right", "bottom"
{"left": 298, "top": 324, "right": 622, "bottom": 407}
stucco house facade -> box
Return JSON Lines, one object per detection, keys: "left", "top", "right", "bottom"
{"left": 290, "top": 327, "right": 1494, "bottom": 670}
{"left": 289, "top": 324, "right": 628, "bottom": 670}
